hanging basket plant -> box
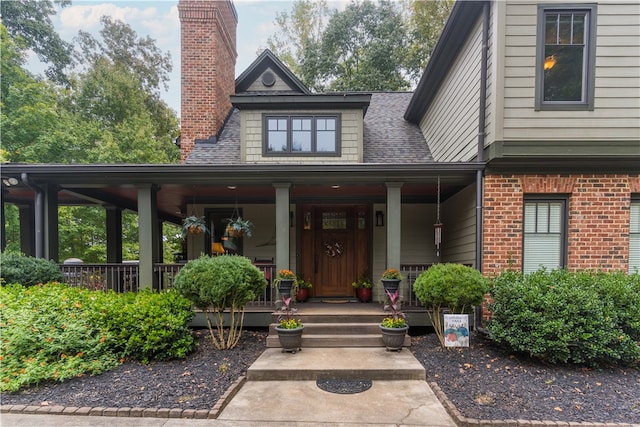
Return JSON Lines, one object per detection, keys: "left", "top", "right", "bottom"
{"left": 181, "top": 215, "right": 208, "bottom": 239}
{"left": 225, "top": 217, "right": 253, "bottom": 238}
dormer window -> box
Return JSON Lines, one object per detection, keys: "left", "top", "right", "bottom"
{"left": 263, "top": 114, "right": 341, "bottom": 156}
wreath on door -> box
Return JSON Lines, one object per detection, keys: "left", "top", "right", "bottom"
{"left": 324, "top": 241, "right": 344, "bottom": 258}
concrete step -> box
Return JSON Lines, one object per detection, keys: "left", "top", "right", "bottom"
{"left": 268, "top": 322, "right": 383, "bottom": 335}
{"left": 272, "top": 313, "right": 386, "bottom": 324}
{"left": 266, "top": 332, "right": 411, "bottom": 348}
{"left": 247, "top": 347, "right": 426, "bottom": 381}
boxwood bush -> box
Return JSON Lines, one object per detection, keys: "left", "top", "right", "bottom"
{"left": 0, "top": 252, "right": 64, "bottom": 286}
{"left": 0, "top": 283, "right": 195, "bottom": 392}
{"left": 174, "top": 254, "right": 267, "bottom": 349}
{"left": 413, "top": 263, "right": 489, "bottom": 347}
{"left": 488, "top": 269, "right": 640, "bottom": 366}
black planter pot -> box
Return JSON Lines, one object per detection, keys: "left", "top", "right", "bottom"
{"left": 275, "top": 325, "right": 304, "bottom": 353}
{"left": 278, "top": 279, "right": 294, "bottom": 298}
{"left": 381, "top": 279, "right": 401, "bottom": 294}
{"left": 379, "top": 324, "right": 409, "bottom": 351}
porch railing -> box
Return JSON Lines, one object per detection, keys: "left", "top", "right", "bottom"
{"left": 60, "top": 263, "right": 141, "bottom": 292}
{"left": 60, "top": 262, "right": 428, "bottom": 305}
{"left": 59, "top": 262, "right": 278, "bottom": 304}
{"left": 400, "top": 263, "right": 432, "bottom": 307}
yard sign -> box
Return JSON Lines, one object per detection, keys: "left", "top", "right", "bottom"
{"left": 443, "top": 314, "right": 469, "bottom": 347}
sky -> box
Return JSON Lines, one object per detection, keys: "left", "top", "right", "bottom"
{"left": 37, "top": 0, "right": 300, "bottom": 116}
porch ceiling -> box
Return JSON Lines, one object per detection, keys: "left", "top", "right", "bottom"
{"left": 1, "top": 163, "right": 480, "bottom": 225}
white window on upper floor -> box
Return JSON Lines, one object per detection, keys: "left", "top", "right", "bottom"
{"left": 535, "top": 5, "right": 597, "bottom": 111}
{"left": 523, "top": 199, "right": 567, "bottom": 273}
{"left": 630, "top": 201, "right": 640, "bottom": 273}
{"left": 263, "top": 114, "right": 340, "bottom": 156}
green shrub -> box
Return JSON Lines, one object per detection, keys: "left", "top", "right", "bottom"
{"left": 0, "top": 252, "right": 64, "bottom": 286}
{"left": 0, "top": 283, "right": 196, "bottom": 392}
{"left": 174, "top": 255, "right": 267, "bottom": 349}
{"left": 0, "top": 283, "right": 120, "bottom": 392}
{"left": 413, "top": 263, "right": 488, "bottom": 346}
{"left": 488, "top": 269, "right": 640, "bottom": 366}
{"left": 104, "top": 289, "right": 195, "bottom": 363}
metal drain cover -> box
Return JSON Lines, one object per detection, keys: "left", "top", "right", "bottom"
{"left": 316, "top": 379, "right": 372, "bottom": 394}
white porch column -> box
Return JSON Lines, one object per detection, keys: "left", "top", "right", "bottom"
{"left": 137, "top": 184, "right": 159, "bottom": 289}
{"left": 274, "top": 183, "right": 291, "bottom": 273}
{"left": 386, "top": 182, "right": 403, "bottom": 270}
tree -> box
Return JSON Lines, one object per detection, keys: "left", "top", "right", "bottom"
{"left": 75, "top": 16, "right": 172, "bottom": 94}
{"left": 266, "top": 0, "right": 454, "bottom": 92}
{"left": 318, "top": 0, "right": 409, "bottom": 91}
{"left": 0, "top": 0, "right": 73, "bottom": 84}
{"left": 1, "top": 15, "right": 180, "bottom": 261}
{"left": 266, "top": 0, "right": 330, "bottom": 92}
{"left": 403, "top": 0, "right": 454, "bottom": 86}
{"left": 73, "top": 17, "right": 180, "bottom": 161}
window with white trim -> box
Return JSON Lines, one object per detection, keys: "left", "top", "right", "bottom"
{"left": 630, "top": 201, "right": 640, "bottom": 273}
{"left": 523, "top": 200, "right": 567, "bottom": 273}
{"left": 264, "top": 115, "right": 340, "bottom": 155}
{"left": 536, "top": 5, "right": 597, "bottom": 110}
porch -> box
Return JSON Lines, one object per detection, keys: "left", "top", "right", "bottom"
{"left": 58, "top": 262, "right": 432, "bottom": 327}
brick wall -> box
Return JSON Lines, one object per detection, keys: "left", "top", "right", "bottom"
{"left": 483, "top": 174, "right": 640, "bottom": 275}
{"left": 178, "top": 0, "right": 237, "bottom": 162}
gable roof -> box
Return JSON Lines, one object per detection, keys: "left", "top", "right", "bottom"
{"left": 235, "top": 49, "right": 311, "bottom": 94}
{"left": 186, "top": 92, "right": 431, "bottom": 164}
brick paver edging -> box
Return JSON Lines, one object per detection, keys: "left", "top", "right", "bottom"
{"left": 0, "top": 375, "right": 247, "bottom": 420}
{"left": 2, "top": 376, "right": 637, "bottom": 426}
{"left": 429, "top": 382, "right": 640, "bottom": 427}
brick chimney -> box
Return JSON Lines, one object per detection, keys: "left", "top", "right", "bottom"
{"left": 178, "top": 0, "right": 237, "bottom": 162}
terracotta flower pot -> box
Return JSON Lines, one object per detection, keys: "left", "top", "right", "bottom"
{"left": 356, "top": 287, "right": 372, "bottom": 302}
{"left": 296, "top": 288, "right": 309, "bottom": 302}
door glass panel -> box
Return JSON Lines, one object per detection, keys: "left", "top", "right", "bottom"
{"left": 322, "top": 212, "right": 346, "bottom": 229}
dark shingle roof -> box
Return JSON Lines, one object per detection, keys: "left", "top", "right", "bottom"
{"left": 363, "top": 92, "right": 432, "bottom": 163}
{"left": 185, "top": 109, "right": 241, "bottom": 164}
{"left": 186, "top": 92, "right": 432, "bottom": 164}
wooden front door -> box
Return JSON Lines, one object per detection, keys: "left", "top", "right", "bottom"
{"left": 299, "top": 205, "right": 370, "bottom": 298}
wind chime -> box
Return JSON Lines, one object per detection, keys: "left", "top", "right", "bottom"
{"left": 434, "top": 176, "right": 443, "bottom": 257}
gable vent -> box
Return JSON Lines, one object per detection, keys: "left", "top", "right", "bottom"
{"left": 261, "top": 71, "right": 276, "bottom": 87}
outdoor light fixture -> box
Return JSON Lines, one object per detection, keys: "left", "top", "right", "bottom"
{"left": 375, "top": 210, "right": 384, "bottom": 227}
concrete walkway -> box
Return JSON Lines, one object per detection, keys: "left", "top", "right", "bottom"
{"left": 2, "top": 347, "right": 456, "bottom": 426}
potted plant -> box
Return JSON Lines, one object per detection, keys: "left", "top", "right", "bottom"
{"left": 294, "top": 277, "right": 312, "bottom": 302}
{"left": 274, "top": 296, "right": 303, "bottom": 353}
{"left": 181, "top": 215, "right": 208, "bottom": 239}
{"left": 225, "top": 216, "right": 253, "bottom": 238}
{"left": 381, "top": 268, "right": 403, "bottom": 294}
{"left": 274, "top": 269, "right": 296, "bottom": 298}
{"left": 379, "top": 289, "right": 408, "bottom": 351}
{"left": 352, "top": 276, "right": 373, "bottom": 302}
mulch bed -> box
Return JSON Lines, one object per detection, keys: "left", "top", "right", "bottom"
{"left": 411, "top": 332, "right": 640, "bottom": 424}
{"left": 2, "top": 329, "right": 639, "bottom": 424}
